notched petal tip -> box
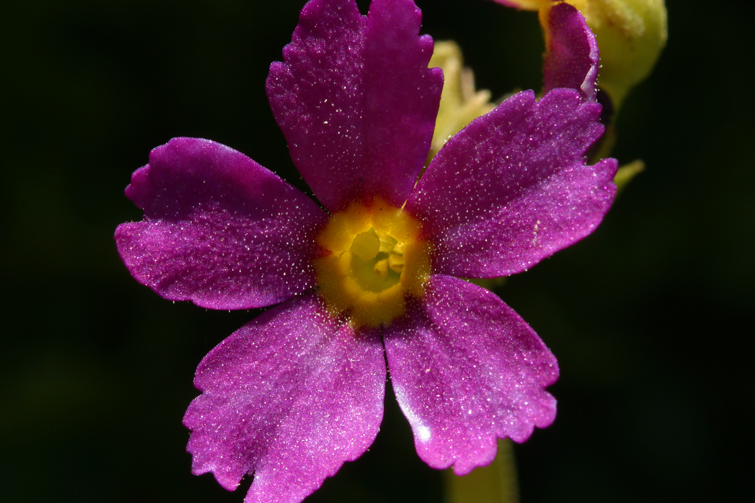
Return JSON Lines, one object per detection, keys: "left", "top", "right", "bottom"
{"left": 184, "top": 294, "right": 386, "bottom": 503}
{"left": 267, "top": 0, "right": 441, "bottom": 213}
{"left": 116, "top": 137, "right": 327, "bottom": 311}
{"left": 385, "top": 276, "right": 558, "bottom": 475}
{"left": 409, "top": 88, "right": 616, "bottom": 279}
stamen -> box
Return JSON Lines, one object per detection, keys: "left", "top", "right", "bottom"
{"left": 351, "top": 230, "right": 380, "bottom": 261}
{"left": 388, "top": 253, "right": 404, "bottom": 273}
{"left": 374, "top": 259, "right": 389, "bottom": 279}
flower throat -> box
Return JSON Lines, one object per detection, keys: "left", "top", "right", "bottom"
{"left": 314, "top": 198, "right": 432, "bottom": 328}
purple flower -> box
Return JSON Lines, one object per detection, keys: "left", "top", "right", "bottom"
{"left": 115, "top": 0, "right": 616, "bottom": 502}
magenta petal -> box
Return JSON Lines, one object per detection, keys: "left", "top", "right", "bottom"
{"left": 115, "top": 138, "right": 327, "bottom": 310}
{"left": 406, "top": 89, "right": 617, "bottom": 278}
{"left": 384, "top": 275, "right": 558, "bottom": 475}
{"left": 544, "top": 3, "right": 600, "bottom": 101}
{"left": 266, "top": 0, "right": 442, "bottom": 212}
{"left": 184, "top": 293, "right": 386, "bottom": 503}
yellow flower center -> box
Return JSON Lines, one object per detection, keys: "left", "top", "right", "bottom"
{"left": 314, "top": 198, "right": 432, "bottom": 328}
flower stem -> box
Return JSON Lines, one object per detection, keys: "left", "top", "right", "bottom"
{"left": 443, "top": 439, "right": 519, "bottom": 503}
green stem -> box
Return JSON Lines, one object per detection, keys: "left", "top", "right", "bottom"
{"left": 443, "top": 439, "right": 519, "bottom": 503}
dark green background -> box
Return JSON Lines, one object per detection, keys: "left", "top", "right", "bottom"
{"left": 1, "top": 0, "right": 752, "bottom": 501}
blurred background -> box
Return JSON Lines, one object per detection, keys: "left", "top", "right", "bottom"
{"left": 1, "top": 0, "right": 752, "bottom": 501}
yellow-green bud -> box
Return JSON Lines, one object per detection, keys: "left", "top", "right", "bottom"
{"left": 499, "top": 0, "right": 667, "bottom": 110}
{"left": 565, "top": 0, "right": 667, "bottom": 108}
{"left": 428, "top": 41, "right": 496, "bottom": 162}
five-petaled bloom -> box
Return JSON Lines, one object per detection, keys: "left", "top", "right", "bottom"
{"left": 115, "top": 0, "right": 616, "bottom": 502}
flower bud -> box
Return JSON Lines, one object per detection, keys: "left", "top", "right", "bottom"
{"left": 496, "top": 0, "right": 667, "bottom": 109}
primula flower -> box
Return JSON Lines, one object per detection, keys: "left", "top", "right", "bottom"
{"left": 494, "top": 0, "right": 668, "bottom": 110}
{"left": 115, "top": 0, "right": 617, "bottom": 502}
